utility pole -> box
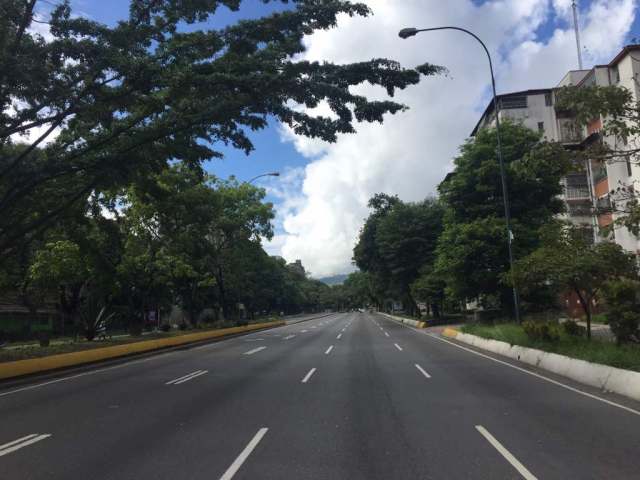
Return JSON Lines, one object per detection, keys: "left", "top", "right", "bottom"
{"left": 572, "top": 1, "right": 583, "bottom": 69}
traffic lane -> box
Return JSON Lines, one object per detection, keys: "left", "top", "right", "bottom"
{"left": 0, "top": 312, "right": 347, "bottom": 414}
{"left": 237, "top": 311, "right": 517, "bottom": 480}
{"left": 0, "top": 311, "right": 350, "bottom": 441}
{"left": 0, "top": 314, "right": 353, "bottom": 479}
{"left": 375, "top": 313, "right": 640, "bottom": 479}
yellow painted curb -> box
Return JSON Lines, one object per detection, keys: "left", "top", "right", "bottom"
{"left": 442, "top": 327, "right": 459, "bottom": 338}
{"left": 417, "top": 321, "right": 427, "bottom": 329}
{"left": 0, "top": 320, "right": 284, "bottom": 380}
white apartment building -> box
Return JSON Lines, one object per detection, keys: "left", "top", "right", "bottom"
{"left": 471, "top": 87, "right": 595, "bottom": 236}
{"left": 472, "top": 44, "right": 640, "bottom": 256}
{"left": 560, "top": 45, "right": 640, "bottom": 254}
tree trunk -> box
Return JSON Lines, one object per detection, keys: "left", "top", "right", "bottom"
{"left": 574, "top": 288, "right": 592, "bottom": 340}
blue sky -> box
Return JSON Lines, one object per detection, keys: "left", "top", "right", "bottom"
{"left": 38, "top": 1, "right": 640, "bottom": 276}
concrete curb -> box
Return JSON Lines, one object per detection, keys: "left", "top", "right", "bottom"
{"left": 380, "top": 313, "right": 426, "bottom": 329}
{"left": 442, "top": 328, "right": 640, "bottom": 402}
{"left": 0, "top": 320, "right": 284, "bottom": 381}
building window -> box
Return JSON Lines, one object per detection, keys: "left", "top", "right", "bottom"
{"left": 627, "top": 159, "right": 632, "bottom": 177}
{"left": 500, "top": 95, "right": 527, "bottom": 109}
{"left": 545, "top": 92, "right": 553, "bottom": 106}
{"left": 612, "top": 66, "right": 620, "bottom": 84}
{"left": 537, "top": 121, "right": 544, "bottom": 133}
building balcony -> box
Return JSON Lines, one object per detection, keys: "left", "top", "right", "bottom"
{"left": 564, "top": 186, "right": 591, "bottom": 200}
{"left": 557, "top": 118, "right": 583, "bottom": 144}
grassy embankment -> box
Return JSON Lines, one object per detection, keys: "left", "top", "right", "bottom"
{"left": 460, "top": 323, "right": 640, "bottom": 372}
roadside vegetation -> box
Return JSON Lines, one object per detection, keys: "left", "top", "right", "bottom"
{"left": 0, "top": 1, "right": 442, "bottom": 348}
{"left": 461, "top": 322, "right": 640, "bottom": 372}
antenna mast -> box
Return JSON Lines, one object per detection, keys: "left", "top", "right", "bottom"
{"left": 572, "top": 1, "right": 583, "bottom": 69}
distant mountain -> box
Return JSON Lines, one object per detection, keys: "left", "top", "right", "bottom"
{"left": 319, "top": 274, "right": 348, "bottom": 286}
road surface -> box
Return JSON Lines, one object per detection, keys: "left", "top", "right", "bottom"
{"left": 1, "top": 312, "right": 639, "bottom": 479}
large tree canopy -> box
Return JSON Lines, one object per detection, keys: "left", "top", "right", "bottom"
{"left": 0, "top": 0, "right": 443, "bottom": 259}
{"left": 435, "top": 121, "right": 570, "bottom": 308}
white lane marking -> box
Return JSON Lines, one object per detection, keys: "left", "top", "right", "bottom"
{"left": 379, "top": 327, "right": 383, "bottom": 331}
{"left": 0, "top": 434, "right": 38, "bottom": 451}
{"left": 166, "top": 370, "right": 206, "bottom": 385}
{"left": 301, "top": 329, "right": 308, "bottom": 333}
{"left": 325, "top": 345, "right": 334, "bottom": 355}
{"left": 301, "top": 368, "right": 317, "bottom": 383}
{"left": 394, "top": 343, "right": 403, "bottom": 351}
{"left": 219, "top": 427, "right": 268, "bottom": 480}
{"left": 475, "top": 426, "right": 537, "bottom": 480}
{"left": 0, "top": 434, "right": 51, "bottom": 457}
{"left": 415, "top": 364, "right": 432, "bottom": 379}
{"left": 243, "top": 346, "right": 267, "bottom": 355}
{"left": 425, "top": 332, "right": 640, "bottom": 417}
{"left": 173, "top": 370, "right": 208, "bottom": 385}
{"left": 244, "top": 338, "right": 264, "bottom": 342}
{"left": 336, "top": 333, "right": 342, "bottom": 340}
{"left": 384, "top": 332, "right": 390, "bottom": 337}
{"left": 341, "top": 328, "right": 346, "bottom": 332}
{"left": 310, "top": 326, "right": 317, "bottom": 329}
{"left": 284, "top": 335, "right": 296, "bottom": 340}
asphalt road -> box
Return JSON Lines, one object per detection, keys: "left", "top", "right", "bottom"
{"left": 1, "top": 312, "right": 639, "bottom": 479}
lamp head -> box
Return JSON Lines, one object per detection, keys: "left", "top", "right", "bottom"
{"left": 398, "top": 27, "right": 419, "bottom": 39}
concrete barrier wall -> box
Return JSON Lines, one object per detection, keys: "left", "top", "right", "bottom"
{"left": 442, "top": 328, "right": 640, "bottom": 403}
{"left": 0, "top": 321, "right": 284, "bottom": 381}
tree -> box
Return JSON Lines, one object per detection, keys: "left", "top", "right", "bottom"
{"left": 435, "top": 121, "right": 571, "bottom": 311}
{"left": 0, "top": 0, "right": 443, "bottom": 260}
{"left": 353, "top": 195, "right": 444, "bottom": 316}
{"left": 509, "top": 223, "right": 638, "bottom": 339}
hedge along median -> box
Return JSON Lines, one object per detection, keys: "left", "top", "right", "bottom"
{"left": 380, "top": 313, "right": 427, "bottom": 328}
{"left": 0, "top": 320, "right": 284, "bottom": 381}
{"left": 441, "top": 328, "right": 640, "bottom": 403}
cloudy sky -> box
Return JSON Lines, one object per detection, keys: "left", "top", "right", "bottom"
{"left": 30, "top": 0, "right": 640, "bottom": 278}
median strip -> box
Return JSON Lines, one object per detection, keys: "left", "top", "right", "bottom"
{"left": 0, "top": 320, "right": 284, "bottom": 381}
{"left": 219, "top": 428, "right": 268, "bottom": 480}
{"left": 475, "top": 426, "right": 537, "bottom": 480}
{"left": 0, "top": 434, "right": 51, "bottom": 457}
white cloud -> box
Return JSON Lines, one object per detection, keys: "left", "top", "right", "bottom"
{"left": 273, "top": 0, "right": 637, "bottom": 277}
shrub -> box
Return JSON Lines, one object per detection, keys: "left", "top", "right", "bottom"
{"left": 563, "top": 320, "right": 585, "bottom": 337}
{"left": 522, "top": 320, "right": 561, "bottom": 342}
{"left": 603, "top": 279, "right": 640, "bottom": 344}
{"left": 160, "top": 323, "right": 171, "bottom": 332}
{"left": 178, "top": 321, "right": 188, "bottom": 331}
{"left": 235, "top": 319, "right": 249, "bottom": 327}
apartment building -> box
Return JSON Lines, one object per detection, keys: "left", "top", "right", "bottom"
{"left": 560, "top": 45, "right": 640, "bottom": 254}
{"left": 471, "top": 87, "right": 595, "bottom": 237}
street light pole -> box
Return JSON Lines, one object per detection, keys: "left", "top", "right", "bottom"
{"left": 399, "top": 26, "right": 520, "bottom": 322}
{"left": 247, "top": 172, "right": 280, "bottom": 184}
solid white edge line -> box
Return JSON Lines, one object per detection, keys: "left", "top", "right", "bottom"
{"left": 0, "top": 434, "right": 39, "bottom": 451}
{"left": 219, "top": 427, "right": 268, "bottom": 480}
{"left": 415, "top": 363, "right": 431, "bottom": 379}
{"left": 378, "top": 313, "right": 640, "bottom": 417}
{"left": 173, "top": 370, "right": 208, "bottom": 385}
{"left": 301, "top": 368, "right": 316, "bottom": 383}
{"left": 325, "top": 345, "right": 333, "bottom": 355}
{"left": 0, "top": 434, "right": 51, "bottom": 457}
{"left": 475, "top": 425, "right": 537, "bottom": 480}
{"left": 166, "top": 370, "right": 204, "bottom": 385}
{"left": 243, "top": 346, "right": 267, "bottom": 355}
{"left": 394, "top": 343, "right": 403, "bottom": 351}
